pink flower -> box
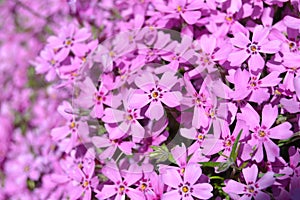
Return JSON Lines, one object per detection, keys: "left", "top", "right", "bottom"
{"left": 96, "top": 162, "right": 144, "bottom": 200}
{"left": 102, "top": 90, "right": 145, "bottom": 142}
{"left": 128, "top": 72, "right": 182, "bottom": 120}
{"left": 230, "top": 68, "right": 281, "bottom": 104}
{"left": 238, "top": 104, "right": 293, "bottom": 162}
{"left": 47, "top": 24, "right": 91, "bottom": 59}
{"left": 76, "top": 77, "right": 119, "bottom": 119}
{"left": 50, "top": 101, "right": 89, "bottom": 153}
{"left": 68, "top": 160, "right": 99, "bottom": 200}
{"left": 161, "top": 163, "right": 213, "bottom": 199}
{"left": 223, "top": 164, "right": 275, "bottom": 200}
{"left": 154, "top": 0, "right": 202, "bottom": 25}
{"left": 92, "top": 134, "right": 135, "bottom": 160}
{"left": 228, "top": 25, "right": 281, "bottom": 72}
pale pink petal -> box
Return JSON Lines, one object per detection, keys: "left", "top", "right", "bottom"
{"left": 92, "top": 136, "right": 111, "bottom": 148}
{"left": 269, "top": 122, "right": 293, "bottom": 140}
{"left": 96, "top": 185, "right": 117, "bottom": 199}
{"left": 51, "top": 126, "right": 70, "bottom": 141}
{"left": 254, "top": 143, "right": 264, "bottom": 162}
{"left": 264, "top": 138, "right": 279, "bottom": 162}
{"left": 184, "top": 164, "right": 202, "bottom": 185}
{"left": 259, "top": 40, "right": 281, "bottom": 54}
{"left": 90, "top": 103, "right": 104, "bottom": 119}
{"left": 146, "top": 101, "right": 164, "bottom": 120}
{"left": 230, "top": 32, "right": 250, "bottom": 48}
{"left": 161, "top": 91, "right": 182, "bottom": 107}
{"left": 130, "top": 122, "right": 145, "bottom": 140}
{"left": 171, "top": 144, "right": 187, "bottom": 167}
{"left": 162, "top": 168, "right": 182, "bottom": 188}
{"left": 71, "top": 43, "right": 89, "bottom": 56}
{"left": 283, "top": 16, "right": 300, "bottom": 30}
{"left": 257, "top": 172, "right": 275, "bottom": 189}
{"left": 181, "top": 11, "right": 201, "bottom": 25}
{"left": 260, "top": 71, "right": 281, "bottom": 87}
{"left": 126, "top": 188, "right": 145, "bottom": 199}
{"left": 102, "top": 108, "right": 125, "bottom": 123}
{"left": 201, "top": 138, "right": 224, "bottom": 155}
{"left": 241, "top": 106, "right": 260, "bottom": 129}
{"left": 192, "top": 106, "right": 208, "bottom": 129}
{"left": 162, "top": 190, "right": 181, "bottom": 199}
{"left": 255, "top": 191, "right": 270, "bottom": 200}
{"left": 159, "top": 71, "right": 178, "bottom": 90}
{"left": 253, "top": 25, "right": 269, "bottom": 43}
{"left": 192, "top": 183, "right": 213, "bottom": 199}
{"left": 200, "top": 34, "right": 217, "bottom": 55}
{"left": 249, "top": 88, "right": 269, "bottom": 104}
{"left": 242, "top": 164, "right": 258, "bottom": 185}
{"left": 261, "top": 104, "right": 277, "bottom": 129}
{"left": 101, "top": 163, "right": 122, "bottom": 183}
{"left": 118, "top": 141, "right": 134, "bottom": 155}
{"left": 223, "top": 180, "right": 246, "bottom": 194}
{"left": 248, "top": 54, "right": 264, "bottom": 72}
{"left": 180, "top": 127, "right": 197, "bottom": 139}
{"left": 228, "top": 50, "right": 249, "bottom": 66}
{"left": 135, "top": 72, "right": 156, "bottom": 91}
{"left": 128, "top": 90, "right": 151, "bottom": 109}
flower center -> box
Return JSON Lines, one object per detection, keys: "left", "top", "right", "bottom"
{"left": 248, "top": 186, "right": 255, "bottom": 193}
{"left": 177, "top": 5, "right": 182, "bottom": 12}
{"left": 140, "top": 183, "right": 147, "bottom": 190}
{"left": 65, "top": 39, "right": 72, "bottom": 46}
{"left": 182, "top": 186, "right": 189, "bottom": 193}
{"left": 119, "top": 185, "right": 125, "bottom": 193}
{"left": 225, "top": 16, "right": 233, "bottom": 22}
{"left": 250, "top": 45, "right": 257, "bottom": 52}
{"left": 69, "top": 121, "right": 76, "bottom": 129}
{"left": 127, "top": 114, "right": 133, "bottom": 121}
{"left": 50, "top": 59, "right": 56, "bottom": 65}
{"left": 109, "top": 51, "right": 115, "bottom": 57}
{"left": 289, "top": 42, "right": 296, "bottom": 49}
{"left": 259, "top": 130, "right": 266, "bottom": 137}
{"left": 82, "top": 180, "right": 89, "bottom": 187}
{"left": 152, "top": 91, "right": 159, "bottom": 98}
{"left": 225, "top": 140, "right": 232, "bottom": 146}
{"left": 24, "top": 165, "right": 30, "bottom": 172}
{"left": 197, "top": 134, "right": 204, "bottom": 140}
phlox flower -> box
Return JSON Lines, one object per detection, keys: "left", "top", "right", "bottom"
{"left": 92, "top": 134, "right": 135, "bottom": 160}
{"left": 223, "top": 164, "right": 275, "bottom": 200}
{"left": 76, "top": 77, "right": 120, "bottom": 119}
{"left": 96, "top": 162, "right": 144, "bottom": 200}
{"left": 229, "top": 68, "right": 281, "bottom": 104}
{"left": 102, "top": 90, "right": 144, "bottom": 142}
{"left": 128, "top": 71, "right": 182, "bottom": 120}
{"left": 154, "top": 0, "right": 202, "bottom": 25}
{"left": 238, "top": 104, "right": 293, "bottom": 162}
{"left": 47, "top": 24, "right": 91, "bottom": 59}
{"left": 50, "top": 101, "right": 89, "bottom": 153}
{"left": 228, "top": 25, "right": 281, "bottom": 72}
{"left": 161, "top": 163, "right": 213, "bottom": 199}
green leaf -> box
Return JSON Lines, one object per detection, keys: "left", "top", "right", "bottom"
{"left": 230, "top": 129, "right": 243, "bottom": 162}
{"left": 150, "top": 144, "right": 170, "bottom": 163}
{"left": 216, "top": 159, "right": 234, "bottom": 173}
{"left": 199, "top": 161, "right": 222, "bottom": 168}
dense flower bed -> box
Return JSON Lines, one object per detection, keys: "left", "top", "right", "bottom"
{"left": 0, "top": 0, "right": 300, "bottom": 199}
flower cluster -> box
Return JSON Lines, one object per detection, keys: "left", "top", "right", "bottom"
{"left": 1, "top": 0, "right": 300, "bottom": 200}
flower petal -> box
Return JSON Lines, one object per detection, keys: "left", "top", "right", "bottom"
{"left": 162, "top": 168, "right": 182, "bottom": 188}
{"left": 269, "top": 122, "right": 293, "bottom": 140}
{"left": 184, "top": 164, "right": 202, "bottom": 185}
{"left": 242, "top": 165, "right": 258, "bottom": 185}
{"left": 257, "top": 172, "right": 275, "bottom": 189}
{"left": 261, "top": 104, "right": 277, "bottom": 129}
{"left": 248, "top": 54, "right": 264, "bottom": 72}
{"left": 192, "top": 183, "right": 213, "bottom": 200}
